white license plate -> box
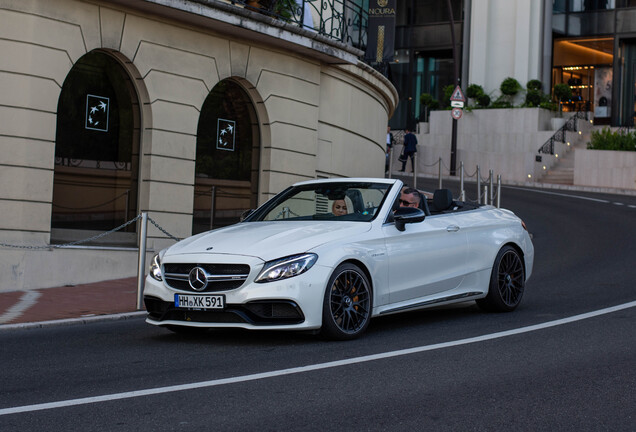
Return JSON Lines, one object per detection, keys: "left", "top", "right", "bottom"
{"left": 174, "top": 294, "right": 225, "bottom": 310}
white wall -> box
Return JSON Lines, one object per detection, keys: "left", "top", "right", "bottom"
{"left": 469, "top": 0, "right": 545, "bottom": 98}
{"left": 392, "top": 108, "right": 557, "bottom": 184}
{"left": 574, "top": 149, "right": 636, "bottom": 190}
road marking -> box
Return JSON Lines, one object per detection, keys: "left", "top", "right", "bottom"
{"left": 1, "top": 300, "right": 635, "bottom": 416}
{"left": 504, "top": 186, "right": 610, "bottom": 203}
{"left": 0, "top": 291, "right": 41, "bottom": 324}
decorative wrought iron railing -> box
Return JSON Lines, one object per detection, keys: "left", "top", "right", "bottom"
{"left": 538, "top": 111, "right": 589, "bottom": 155}
{"left": 228, "top": 0, "right": 368, "bottom": 49}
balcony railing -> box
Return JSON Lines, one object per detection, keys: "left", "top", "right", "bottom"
{"left": 229, "top": 0, "right": 368, "bottom": 50}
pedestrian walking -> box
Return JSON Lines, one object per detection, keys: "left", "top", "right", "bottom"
{"left": 399, "top": 128, "right": 417, "bottom": 172}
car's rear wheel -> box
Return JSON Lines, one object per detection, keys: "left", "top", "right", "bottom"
{"left": 320, "top": 263, "right": 372, "bottom": 340}
{"left": 477, "top": 245, "right": 525, "bottom": 312}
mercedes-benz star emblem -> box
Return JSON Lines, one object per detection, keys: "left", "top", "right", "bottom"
{"left": 188, "top": 267, "right": 208, "bottom": 291}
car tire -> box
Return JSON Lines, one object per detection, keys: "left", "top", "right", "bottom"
{"left": 477, "top": 245, "right": 525, "bottom": 312}
{"left": 320, "top": 263, "right": 372, "bottom": 340}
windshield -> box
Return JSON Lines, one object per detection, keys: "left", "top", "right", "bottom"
{"left": 246, "top": 182, "right": 392, "bottom": 222}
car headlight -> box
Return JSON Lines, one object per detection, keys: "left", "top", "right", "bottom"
{"left": 255, "top": 253, "right": 317, "bottom": 283}
{"left": 149, "top": 254, "right": 162, "bottom": 281}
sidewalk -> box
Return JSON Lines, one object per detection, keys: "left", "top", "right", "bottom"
{"left": 0, "top": 277, "right": 143, "bottom": 329}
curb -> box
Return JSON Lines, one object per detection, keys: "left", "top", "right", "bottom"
{"left": 0, "top": 311, "right": 146, "bottom": 332}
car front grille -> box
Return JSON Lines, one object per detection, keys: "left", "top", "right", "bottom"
{"left": 144, "top": 296, "right": 304, "bottom": 325}
{"left": 163, "top": 263, "right": 250, "bottom": 292}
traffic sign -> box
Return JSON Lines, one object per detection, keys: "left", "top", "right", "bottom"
{"left": 451, "top": 107, "right": 463, "bottom": 120}
{"left": 451, "top": 101, "right": 464, "bottom": 108}
{"left": 450, "top": 85, "right": 466, "bottom": 103}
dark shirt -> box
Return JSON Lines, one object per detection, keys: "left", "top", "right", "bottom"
{"left": 403, "top": 132, "right": 417, "bottom": 153}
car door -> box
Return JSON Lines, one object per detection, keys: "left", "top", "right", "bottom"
{"left": 383, "top": 213, "right": 469, "bottom": 304}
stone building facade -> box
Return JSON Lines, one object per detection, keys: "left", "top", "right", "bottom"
{"left": 0, "top": 0, "right": 398, "bottom": 291}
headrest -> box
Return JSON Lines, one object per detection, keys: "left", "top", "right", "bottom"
{"left": 433, "top": 189, "right": 453, "bottom": 211}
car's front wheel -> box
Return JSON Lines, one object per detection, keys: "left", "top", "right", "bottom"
{"left": 320, "top": 263, "right": 372, "bottom": 340}
{"left": 477, "top": 245, "right": 525, "bottom": 312}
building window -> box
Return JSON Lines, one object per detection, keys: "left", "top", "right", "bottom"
{"left": 552, "top": 38, "right": 614, "bottom": 123}
{"left": 52, "top": 51, "right": 140, "bottom": 245}
{"left": 193, "top": 80, "right": 260, "bottom": 234}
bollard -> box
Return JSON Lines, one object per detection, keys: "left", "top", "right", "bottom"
{"left": 209, "top": 186, "right": 216, "bottom": 230}
{"left": 137, "top": 212, "right": 148, "bottom": 310}
{"left": 483, "top": 185, "right": 489, "bottom": 205}
{"left": 476, "top": 165, "right": 481, "bottom": 205}
{"left": 489, "top": 170, "right": 494, "bottom": 206}
{"left": 496, "top": 175, "right": 502, "bottom": 208}
{"left": 438, "top": 157, "right": 443, "bottom": 190}
{"left": 459, "top": 161, "right": 465, "bottom": 201}
{"left": 413, "top": 153, "right": 417, "bottom": 189}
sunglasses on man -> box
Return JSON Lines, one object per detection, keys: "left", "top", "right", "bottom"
{"left": 399, "top": 199, "right": 418, "bottom": 207}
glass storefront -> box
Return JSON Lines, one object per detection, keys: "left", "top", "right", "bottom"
{"left": 193, "top": 80, "right": 260, "bottom": 234}
{"left": 552, "top": 37, "right": 614, "bottom": 124}
{"left": 52, "top": 51, "right": 140, "bottom": 245}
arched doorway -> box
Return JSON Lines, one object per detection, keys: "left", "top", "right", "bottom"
{"left": 52, "top": 50, "right": 140, "bottom": 245}
{"left": 193, "top": 79, "right": 260, "bottom": 234}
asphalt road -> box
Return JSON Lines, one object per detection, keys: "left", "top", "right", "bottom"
{"left": 1, "top": 184, "right": 635, "bottom": 431}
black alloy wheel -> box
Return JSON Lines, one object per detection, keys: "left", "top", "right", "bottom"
{"left": 477, "top": 245, "right": 525, "bottom": 312}
{"left": 320, "top": 263, "right": 372, "bottom": 340}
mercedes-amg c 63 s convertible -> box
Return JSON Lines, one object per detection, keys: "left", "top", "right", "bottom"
{"left": 144, "top": 178, "right": 534, "bottom": 340}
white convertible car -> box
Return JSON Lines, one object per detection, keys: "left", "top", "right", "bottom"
{"left": 144, "top": 178, "right": 534, "bottom": 339}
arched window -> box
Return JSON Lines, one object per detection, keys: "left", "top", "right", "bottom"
{"left": 193, "top": 80, "right": 260, "bottom": 234}
{"left": 52, "top": 51, "right": 140, "bottom": 245}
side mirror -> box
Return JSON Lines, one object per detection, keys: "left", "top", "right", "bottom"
{"left": 240, "top": 209, "right": 254, "bottom": 222}
{"left": 393, "top": 207, "right": 425, "bottom": 231}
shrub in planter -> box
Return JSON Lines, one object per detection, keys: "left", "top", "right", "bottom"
{"left": 477, "top": 93, "right": 491, "bottom": 108}
{"left": 525, "top": 89, "right": 544, "bottom": 107}
{"left": 490, "top": 95, "right": 513, "bottom": 109}
{"left": 588, "top": 128, "right": 636, "bottom": 151}
{"left": 553, "top": 83, "right": 572, "bottom": 102}
{"left": 553, "top": 83, "right": 572, "bottom": 116}
{"left": 419, "top": 93, "right": 439, "bottom": 121}
{"left": 500, "top": 77, "right": 521, "bottom": 96}
{"left": 466, "top": 84, "right": 484, "bottom": 99}
{"left": 442, "top": 84, "right": 455, "bottom": 108}
{"left": 539, "top": 101, "right": 558, "bottom": 111}
{"left": 526, "top": 79, "right": 543, "bottom": 91}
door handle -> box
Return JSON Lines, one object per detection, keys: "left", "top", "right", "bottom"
{"left": 446, "top": 225, "right": 460, "bottom": 232}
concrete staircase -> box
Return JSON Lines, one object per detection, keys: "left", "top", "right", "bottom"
{"left": 537, "top": 116, "right": 600, "bottom": 186}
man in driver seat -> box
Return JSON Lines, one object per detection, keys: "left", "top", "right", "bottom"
{"left": 399, "top": 187, "right": 421, "bottom": 208}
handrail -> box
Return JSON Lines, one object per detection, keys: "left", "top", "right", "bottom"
{"left": 538, "top": 111, "right": 589, "bottom": 155}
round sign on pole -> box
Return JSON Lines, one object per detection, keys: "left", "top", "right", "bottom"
{"left": 451, "top": 107, "right": 463, "bottom": 120}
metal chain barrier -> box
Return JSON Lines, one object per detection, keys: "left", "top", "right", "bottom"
{"left": 0, "top": 213, "right": 182, "bottom": 250}
{"left": 147, "top": 216, "right": 181, "bottom": 242}
{"left": 0, "top": 215, "right": 142, "bottom": 250}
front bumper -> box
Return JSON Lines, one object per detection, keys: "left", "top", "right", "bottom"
{"left": 143, "top": 259, "right": 331, "bottom": 331}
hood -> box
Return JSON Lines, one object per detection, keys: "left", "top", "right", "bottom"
{"left": 164, "top": 221, "right": 372, "bottom": 261}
